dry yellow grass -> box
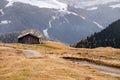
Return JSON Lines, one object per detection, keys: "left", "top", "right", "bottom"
{"left": 0, "top": 41, "right": 120, "bottom": 67}
{"left": 0, "top": 48, "right": 119, "bottom": 80}
{"left": 0, "top": 41, "right": 74, "bottom": 53}
{"left": 1, "top": 41, "right": 119, "bottom": 56}
{"left": 77, "top": 47, "right": 120, "bottom": 57}
{"left": 0, "top": 41, "right": 120, "bottom": 80}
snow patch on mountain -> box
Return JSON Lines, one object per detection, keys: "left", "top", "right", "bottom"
{"left": 0, "top": 9, "right": 4, "bottom": 15}
{"left": 0, "top": 20, "right": 11, "bottom": 25}
{"left": 110, "top": 4, "right": 120, "bottom": 8}
{"left": 6, "top": 0, "right": 68, "bottom": 10}
{"left": 59, "top": 0, "right": 120, "bottom": 9}
{"left": 93, "top": 21, "right": 104, "bottom": 29}
{"left": 65, "top": 11, "right": 86, "bottom": 20}
{"left": 86, "top": 7, "right": 98, "bottom": 11}
{"left": 43, "top": 16, "right": 56, "bottom": 38}
{"left": 6, "top": 0, "right": 120, "bottom": 11}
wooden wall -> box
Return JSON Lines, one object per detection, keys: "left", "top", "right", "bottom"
{"left": 18, "top": 35, "right": 40, "bottom": 44}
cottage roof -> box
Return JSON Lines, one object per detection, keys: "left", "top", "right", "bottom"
{"left": 18, "top": 33, "right": 42, "bottom": 39}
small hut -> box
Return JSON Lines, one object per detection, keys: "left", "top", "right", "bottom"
{"left": 18, "top": 33, "right": 41, "bottom": 44}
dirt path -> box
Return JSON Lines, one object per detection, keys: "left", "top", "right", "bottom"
{"left": 0, "top": 46, "right": 43, "bottom": 58}
{"left": 79, "top": 61, "right": 120, "bottom": 77}
{"left": 23, "top": 50, "right": 42, "bottom": 58}
{"left": 63, "top": 58, "right": 120, "bottom": 77}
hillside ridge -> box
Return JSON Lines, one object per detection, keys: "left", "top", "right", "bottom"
{"left": 72, "top": 19, "right": 120, "bottom": 48}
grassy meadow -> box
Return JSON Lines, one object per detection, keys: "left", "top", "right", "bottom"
{"left": 0, "top": 41, "right": 120, "bottom": 80}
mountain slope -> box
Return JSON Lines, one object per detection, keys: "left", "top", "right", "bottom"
{"left": 0, "top": 0, "right": 120, "bottom": 44}
{"left": 72, "top": 19, "right": 120, "bottom": 48}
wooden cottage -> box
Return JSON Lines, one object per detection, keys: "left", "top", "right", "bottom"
{"left": 18, "top": 33, "right": 41, "bottom": 44}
